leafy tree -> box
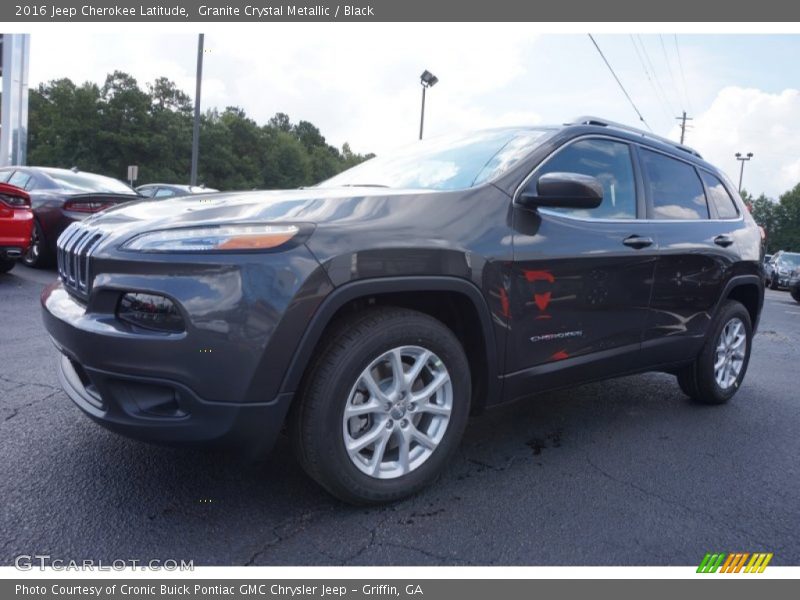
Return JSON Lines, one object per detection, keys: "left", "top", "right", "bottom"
{"left": 27, "top": 72, "right": 372, "bottom": 190}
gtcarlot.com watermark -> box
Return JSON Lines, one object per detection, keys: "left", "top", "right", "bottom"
{"left": 15, "top": 554, "right": 194, "bottom": 571}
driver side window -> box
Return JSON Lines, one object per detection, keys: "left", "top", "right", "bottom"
{"left": 535, "top": 138, "right": 637, "bottom": 219}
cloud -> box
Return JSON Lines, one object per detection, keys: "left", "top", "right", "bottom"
{"left": 673, "top": 86, "right": 800, "bottom": 197}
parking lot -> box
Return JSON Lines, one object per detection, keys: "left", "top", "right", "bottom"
{"left": 1, "top": 264, "right": 798, "bottom": 566}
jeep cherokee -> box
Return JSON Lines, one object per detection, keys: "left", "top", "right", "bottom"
{"left": 41, "top": 117, "right": 764, "bottom": 504}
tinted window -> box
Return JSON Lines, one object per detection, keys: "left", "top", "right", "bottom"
{"left": 320, "top": 128, "right": 552, "bottom": 191}
{"left": 0, "top": 170, "right": 12, "bottom": 183}
{"left": 641, "top": 150, "right": 708, "bottom": 220}
{"left": 535, "top": 138, "right": 636, "bottom": 219}
{"left": 700, "top": 171, "right": 739, "bottom": 219}
{"left": 137, "top": 186, "right": 156, "bottom": 198}
{"left": 8, "top": 171, "right": 31, "bottom": 189}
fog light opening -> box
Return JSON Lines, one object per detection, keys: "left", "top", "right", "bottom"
{"left": 117, "top": 292, "right": 185, "bottom": 333}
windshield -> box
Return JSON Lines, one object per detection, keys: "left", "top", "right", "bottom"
{"left": 43, "top": 169, "right": 137, "bottom": 195}
{"left": 320, "top": 128, "right": 552, "bottom": 191}
{"left": 779, "top": 253, "right": 800, "bottom": 267}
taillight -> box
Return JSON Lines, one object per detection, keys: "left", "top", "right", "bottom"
{"left": 64, "top": 200, "right": 113, "bottom": 213}
{"left": 0, "top": 193, "right": 31, "bottom": 208}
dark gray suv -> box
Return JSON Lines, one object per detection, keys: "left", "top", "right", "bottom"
{"left": 42, "top": 117, "right": 764, "bottom": 504}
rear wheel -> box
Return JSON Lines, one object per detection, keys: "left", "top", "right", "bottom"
{"left": 0, "top": 257, "right": 15, "bottom": 274}
{"left": 677, "top": 300, "right": 752, "bottom": 405}
{"left": 290, "top": 307, "right": 471, "bottom": 504}
{"left": 21, "top": 220, "right": 50, "bottom": 269}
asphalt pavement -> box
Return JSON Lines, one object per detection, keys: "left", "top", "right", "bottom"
{"left": 1, "top": 264, "right": 798, "bottom": 566}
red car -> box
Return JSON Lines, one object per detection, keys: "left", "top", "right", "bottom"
{"left": 0, "top": 183, "right": 33, "bottom": 274}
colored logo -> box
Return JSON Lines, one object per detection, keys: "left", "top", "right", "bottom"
{"left": 697, "top": 552, "right": 773, "bottom": 573}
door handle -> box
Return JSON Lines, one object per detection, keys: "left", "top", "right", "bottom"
{"left": 714, "top": 235, "right": 734, "bottom": 248}
{"left": 622, "top": 235, "right": 654, "bottom": 249}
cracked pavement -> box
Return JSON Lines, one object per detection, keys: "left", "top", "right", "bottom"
{"left": 1, "top": 265, "right": 799, "bottom": 565}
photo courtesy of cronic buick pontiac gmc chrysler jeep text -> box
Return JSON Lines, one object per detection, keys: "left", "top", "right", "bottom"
{"left": 41, "top": 117, "right": 764, "bottom": 504}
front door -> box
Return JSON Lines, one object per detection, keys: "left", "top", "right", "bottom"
{"left": 505, "top": 137, "right": 657, "bottom": 396}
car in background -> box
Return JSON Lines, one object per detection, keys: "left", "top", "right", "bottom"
{"left": 0, "top": 183, "right": 33, "bottom": 274}
{"left": 790, "top": 271, "right": 800, "bottom": 303}
{"left": 766, "top": 251, "right": 800, "bottom": 290}
{"left": 135, "top": 184, "right": 218, "bottom": 199}
{"left": 0, "top": 167, "right": 140, "bottom": 268}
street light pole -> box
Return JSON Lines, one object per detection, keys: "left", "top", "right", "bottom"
{"left": 418, "top": 70, "right": 438, "bottom": 140}
{"left": 735, "top": 152, "right": 753, "bottom": 193}
{"left": 190, "top": 33, "right": 204, "bottom": 186}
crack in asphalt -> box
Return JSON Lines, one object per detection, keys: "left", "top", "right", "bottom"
{"left": 0, "top": 374, "right": 60, "bottom": 392}
{"left": 3, "top": 390, "right": 62, "bottom": 422}
{"left": 242, "top": 505, "right": 337, "bottom": 566}
{"left": 583, "top": 454, "right": 782, "bottom": 548}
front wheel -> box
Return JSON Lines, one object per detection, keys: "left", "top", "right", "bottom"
{"left": 290, "top": 307, "right": 471, "bottom": 504}
{"left": 677, "top": 300, "right": 752, "bottom": 405}
{"left": 769, "top": 274, "right": 779, "bottom": 290}
{"left": 791, "top": 285, "right": 800, "bottom": 304}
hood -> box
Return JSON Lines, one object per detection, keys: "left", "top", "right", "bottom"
{"left": 81, "top": 186, "right": 432, "bottom": 239}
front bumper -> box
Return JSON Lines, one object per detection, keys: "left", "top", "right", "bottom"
{"left": 56, "top": 350, "right": 292, "bottom": 455}
{"left": 40, "top": 243, "right": 323, "bottom": 453}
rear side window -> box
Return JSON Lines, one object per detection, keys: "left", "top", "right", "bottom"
{"left": 535, "top": 138, "right": 637, "bottom": 219}
{"left": 155, "top": 188, "right": 176, "bottom": 198}
{"left": 700, "top": 171, "right": 739, "bottom": 219}
{"left": 0, "top": 170, "right": 12, "bottom": 183}
{"left": 7, "top": 171, "right": 31, "bottom": 190}
{"left": 641, "top": 149, "right": 708, "bottom": 220}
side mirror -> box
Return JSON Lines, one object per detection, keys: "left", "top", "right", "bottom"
{"left": 518, "top": 172, "right": 603, "bottom": 210}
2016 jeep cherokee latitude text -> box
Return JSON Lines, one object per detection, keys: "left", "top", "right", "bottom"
{"left": 42, "top": 117, "right": 764, "bottom": 504}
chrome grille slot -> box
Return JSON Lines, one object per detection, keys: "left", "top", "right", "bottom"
{"left": 56, "top": 223, "right": 106, "bottom": 299}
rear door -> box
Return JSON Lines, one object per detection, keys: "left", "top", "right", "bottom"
{"left": 639, "top": 148, "right": 744, "bottom": 363}
{"left": 505, "top": 137, "right": 659, "bottom": 394}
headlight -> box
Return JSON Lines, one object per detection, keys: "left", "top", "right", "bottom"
{"left": 122, "top": 224, "right": 300, "bottom": 252}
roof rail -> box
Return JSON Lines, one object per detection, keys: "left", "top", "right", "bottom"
{"left": 568, "top": 116, "right": 703, "bottom": 159}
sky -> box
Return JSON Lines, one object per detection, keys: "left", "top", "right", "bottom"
{"left": 25, "top": 27, "right": 800, "bottom": 198}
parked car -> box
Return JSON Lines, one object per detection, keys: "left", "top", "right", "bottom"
{"left": 789, "top": 269, "right": 800, "bottom": 303}
{"left": 136, "top": 184, "right": 218, "bottom": 199}
{"left": 766, "top": 251, "right": 800, "bottom": 290}
{"left": 0, "top": 167, "right": 140, "bottom": 268}
{"left": 0, "top": 183, "right": 33, "bottom": 274}
{"left": 42, "top": 117, "right": 764, "bottom": 504}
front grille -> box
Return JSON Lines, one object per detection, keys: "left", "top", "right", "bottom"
{"left": 57, "top": 222, "right": 107, "bottom": 298}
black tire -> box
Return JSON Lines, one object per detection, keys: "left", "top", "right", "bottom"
{"left": 290, "top": 307, "right": 471, "bottom": 505}
{"left": 769, "top": 274, "right": 779, "bottom": 290}
{"left": 791, "top": 286, "right": 800, "bottom": 304}
{"left": 21, "top": 220, "right": 51, "bottom": 269}
{"left": 0, "top": 258, "right": 15, "bottom": 274}
{"left": 677, "top": 300, "right": 752, "bottom": 405}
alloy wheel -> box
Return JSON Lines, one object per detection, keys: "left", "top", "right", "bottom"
{"left": 342, "top": 345, "right": 453, "bottom": 479}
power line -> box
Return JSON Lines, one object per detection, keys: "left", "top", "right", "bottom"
{"left": 636, "top": 35, "right": 677, "bottom": 116}
{"left": 629, "top": 35, "right": 672, "bottom": 124}
{"left": 673, "top": 34, "right": 694, "bottom": 113}
{"left": 659, "top": 34, "right": 683, "bottom": 112}
{"left": 587, "top": 34, "right": 652, "bottom": 132}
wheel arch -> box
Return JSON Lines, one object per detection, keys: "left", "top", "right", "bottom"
{"left": 718, "top": 275, "right": 764, "bottom": 333}
{"left": 278, "top": 276, "right": 501, "bottom": 412}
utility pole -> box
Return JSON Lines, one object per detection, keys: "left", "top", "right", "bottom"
{"left": 190, "top": 33, "right": 204, "bottom": 186}
{"left": 676, "top": 111, "right": 693, "bottom": 144}
{"left": 735, "top": 152, "right": 753, "bottom": 193}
